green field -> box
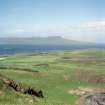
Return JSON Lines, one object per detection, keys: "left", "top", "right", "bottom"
{"left": 0, "top": 49, "right": 105, "bottom": 105}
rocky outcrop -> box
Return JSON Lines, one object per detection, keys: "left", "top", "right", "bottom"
{"left": 77, "top": 89, "right": 105, "bottom": 105}
{"left": 0, "top": 74, "right": 44, "bottom": 98}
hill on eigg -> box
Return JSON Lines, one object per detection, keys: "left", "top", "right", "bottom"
{"left": 0, "top": 36, "right": 93, "bottom": 46}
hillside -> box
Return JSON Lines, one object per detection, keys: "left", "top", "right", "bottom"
{"left": 0, "top": 49, "right": 105, "bottom": 105}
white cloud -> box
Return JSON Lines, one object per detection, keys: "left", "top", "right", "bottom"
{"left": 61, "top": 20, "right": 105, "bottom": 43}
{"left": 0, "top": 20, "right": 105, "bottom": 43}
{"left": 80, "top": 21, "right": 105, "bottom": 30}
{"left": 6, "top": 29, "right": 25, "bottom": 34}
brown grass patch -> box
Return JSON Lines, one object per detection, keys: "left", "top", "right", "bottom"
{"left": 0, "top": 90, "right": 3, "bottom": 96}
{"left": 74, "top": 70, "right": 105, "bottom": 84}
{"left": 63, "top": 75, "right": 70, "bottom": 81}
{"left": 68, "top": 87, "right": 95, "bottom": 96}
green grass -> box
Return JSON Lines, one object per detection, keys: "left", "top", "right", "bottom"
{"left": 0, "top": 49, "right": 105, "bottom": 105}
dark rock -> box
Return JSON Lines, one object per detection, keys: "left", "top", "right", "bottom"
{"left": 1, "top": 75, "right": 44, "bottom": 98}
{"left": 24, "top": 87, "right": 44, "bottom": 98}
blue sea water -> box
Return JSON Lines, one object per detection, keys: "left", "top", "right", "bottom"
{"left": 0, "top": 44, "right": 105, "bottom": 55}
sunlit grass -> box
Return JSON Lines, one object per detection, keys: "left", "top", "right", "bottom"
{"left": 0, "top": 49, "right": 105, "bottom": 105}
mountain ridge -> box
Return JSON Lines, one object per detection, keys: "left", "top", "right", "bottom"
{"left": 0, "top": 36, "right": 98, "bottom": 46}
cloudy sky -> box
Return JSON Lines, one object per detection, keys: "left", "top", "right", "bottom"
{"left": 0, "top": 0, "right": 105, "bottom": 43}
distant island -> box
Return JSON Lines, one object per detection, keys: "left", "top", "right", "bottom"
{"left": 0, "top": 36, "right": 104, "bottom": 55}
{"left": 0, "top": 36, "right": 96, "bottom": 46}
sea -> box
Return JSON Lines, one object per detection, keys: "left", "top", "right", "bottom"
{"left": 0, "top": 44, "right": 105, "bottom": 55}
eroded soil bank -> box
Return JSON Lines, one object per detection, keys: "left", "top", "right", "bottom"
{"left": 77, "top": 89, "right": 105, "bottom": 105}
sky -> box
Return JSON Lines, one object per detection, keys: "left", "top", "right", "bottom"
{"left": 0, "top": 0, "right": 105, "bottom": 43}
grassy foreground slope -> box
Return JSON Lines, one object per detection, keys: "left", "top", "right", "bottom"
{"left": 0, "top": 49, "right": 105, "bottom": 105}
